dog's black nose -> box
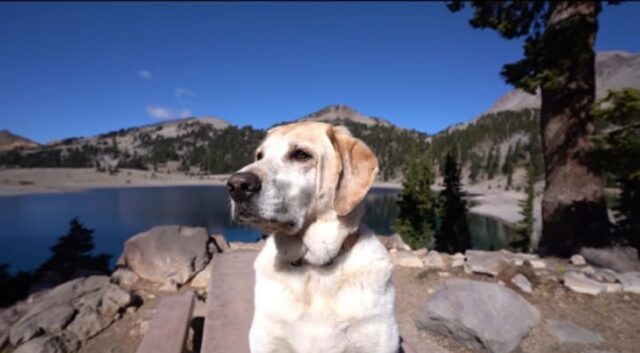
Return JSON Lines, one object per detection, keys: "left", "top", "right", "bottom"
{"left": 227, "top": 172, "right": 261, "bottom": 201}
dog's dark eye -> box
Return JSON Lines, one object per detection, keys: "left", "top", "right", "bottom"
{"left": 256, "top": 152, "right": 263, "bottom": 161}
{"left": 290, "top": 149, "right": 312, "bottom": 162}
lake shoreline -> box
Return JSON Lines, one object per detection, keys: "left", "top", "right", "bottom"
{"left": 0, "top": 167, "right": 526, "bottom": 230}
{"left": 0, "top": 167, "right": 403, "bottom": 196}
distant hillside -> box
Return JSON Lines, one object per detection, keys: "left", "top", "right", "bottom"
{"left": 428, "top": 50, "right": 640, "bottom": 189}
{"left": 0, "top": 107, "right": 428, "bottom": 181}
{"left": 0, "top": 130, "right": 39, "bottom": 151}
{"left": 294, "top": 105, "right": 430, "bottom": 181}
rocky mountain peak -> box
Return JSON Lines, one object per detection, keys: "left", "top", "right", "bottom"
{"left": 0, "top": 129, "right": 40, "bottom": 151}
{"left": 301, "top": 104, "right": 392, "bottom": 126}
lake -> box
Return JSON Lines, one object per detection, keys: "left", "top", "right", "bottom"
{"left": 0, "top": 185, "right": 516, "bottom": 272}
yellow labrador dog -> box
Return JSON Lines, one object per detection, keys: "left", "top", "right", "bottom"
{"left": 227, "top": 121, "right": 400, "bottom": 353}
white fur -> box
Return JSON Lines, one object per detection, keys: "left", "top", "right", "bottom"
{"left": 251, "top": 226, "right": 399, "bottom": 353}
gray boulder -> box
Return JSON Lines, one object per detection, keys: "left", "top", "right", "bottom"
{"left": 22, "top": 276, "right": 110, "bottom": 320}
{"left": 65, "top": 307, "right": 111, "bottom": 341}
{"left": 122, "top": 225, "right": 211, "bottom": 286}
{"left": 416, "top": 279, "right": 540, "bottom": 353}
{"left": 616, "top": 271, "right": 640, "bottom": 294}
{"left": 110, "top": 268, "right": 139, "bottom": 289}
{"left": 13, "top": 335, "right": 68, "bottom": 353}
{"left": 9, "top": 305, "right": 76, "bottom": 346}
{"left": 563, "top": 271, "right": 606, "bottom": 295}
{"left": 465, "top": 250, "right": 510, "bottom": 276}
{"left": 580, "top": 246, "right": 640, "bottom": 272}
{"left": 546, "top": 320, "right": 604, "bottom": 344}
{"left": 9, "top": 275, "right": 132, "bottom": 348}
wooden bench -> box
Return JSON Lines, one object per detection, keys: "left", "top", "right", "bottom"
{"left": 201, "top": 251, "right": 257, "bottom": 353}
{"left": 135, "top": 291, "right": 195, "bottom": 353}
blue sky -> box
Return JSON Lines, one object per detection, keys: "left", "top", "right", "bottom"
{"left": 1, "top": 2, "right": 639, "bottom": 143}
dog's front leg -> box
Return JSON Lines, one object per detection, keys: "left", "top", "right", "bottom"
{"left": 249, "top": 319, "right": 295, "bottom": 353}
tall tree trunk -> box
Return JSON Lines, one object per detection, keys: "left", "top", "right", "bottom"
{"left": 538, "top": 1, "right": 610, "bottom": 256}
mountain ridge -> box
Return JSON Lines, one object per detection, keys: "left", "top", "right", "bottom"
{"left": 0, "top": 130, "right": 40, "bottom": 151}
{"left": 485, "top": 50, "right": 640, "bottom": 115}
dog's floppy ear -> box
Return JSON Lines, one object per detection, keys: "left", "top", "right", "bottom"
{"left": 330, "top": 125, "right": 379, "bottom": 216}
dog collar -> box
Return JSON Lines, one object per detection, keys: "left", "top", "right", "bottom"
{"left": 290, "top": 228, "right": 360, "bottom": 267}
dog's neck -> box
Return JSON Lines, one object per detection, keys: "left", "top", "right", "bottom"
{"left": 273, "top": 204, "right": 363, "bottom": 266}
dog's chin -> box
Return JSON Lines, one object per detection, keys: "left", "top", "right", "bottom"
{"left": 233, "top": 208, "right": 300, "bottom": 235}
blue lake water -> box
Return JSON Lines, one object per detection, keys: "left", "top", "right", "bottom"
{"left": 0, "top": 186, "right": 516, "bottom": 272}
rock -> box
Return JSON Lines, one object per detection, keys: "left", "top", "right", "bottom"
{"left": 13, "top": 336, "right": 68, "bottom": 353}
{"left": 189, "top": 262, "right": 212, "bottom": 289}
{"left": 580, "top": 266, "right": 596, "bottom": 275}
{"left": 122, "top": 225, "right": 212, "bottom": 286}
{"left": 527, "top": 259, "right": 546, "bottom": 269}
{"left": 570, "top": 254, "right": 587, "bottom": 266}
{"left": 10, "top": 305, "right": 76, "bottom": 345}
{"left": 66, "top": 307, "right": 111, "bottom": 341}
{"left": 228, "top": 240, "right": 266, "bottom": 251}
{"left": 563, "top": 271, "right": 606, "bottom": 295}
{"left": 451, "top": 258, "right": 465, "bottom": 268}
{"left": 592, "top": 268, "right": 618, "bottom": 283}
{"left": 465, "top": 250, "right": 510, "bottom": 276}
{"left": 99, "top": 284, "right": 132, "bottom": 317}
{"left": 391, "top": 251, "right": 424, "bottom": 268}
{"left": 604, "top": 283, "right": 622, "bottom": 293}
{"left": 580, "top": 246, "right": 640, "bottom": 273}
{"left": 423, "top": 251, "right": 446, "bottom": 270}
{"left": 616, "top": 271, "right": 640, "bottom": 294}
{"left": 452, "top": 252, "right": 465, "bottom": 260}
{"left": 110, "top": 268, "right": 138, "bottom": 289}
{"left": 211, "top": 234, "right": 230, "bottom": 252}
{"left": 511, "top": 274, "right": 533, "bottom": 293}
{"left": 22, "top": 276, "right": 110, "bottom": 320}
{"left": 413, "top": 248, "right": 429, "bottom": 257}
{"left": 545, "top": 320, "right": 604, "bottom": 344}
{"left": 416, "top": 279, "right": 540, "bottom": 353}
{"left": 377, "top": 233, "right": 412, "bottom": 251}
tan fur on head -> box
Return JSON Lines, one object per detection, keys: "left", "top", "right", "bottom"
{"left": 329, "top": 126, "right": 379, "bottom": 216}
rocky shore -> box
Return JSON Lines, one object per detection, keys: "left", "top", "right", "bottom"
{"left": 1, "top": 228, "right": 639, "bottom": 353}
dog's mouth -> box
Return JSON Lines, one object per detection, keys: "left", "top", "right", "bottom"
{"left": 232, "top": 204, "right": 298, "bottom": 234}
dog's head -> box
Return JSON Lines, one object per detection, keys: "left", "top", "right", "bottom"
{"left": 227, "top": 121, "right": 378, "bottom": 236}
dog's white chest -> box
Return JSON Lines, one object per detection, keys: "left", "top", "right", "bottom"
{"left": 250, "top": 236, "right": 399, "bottom": 353}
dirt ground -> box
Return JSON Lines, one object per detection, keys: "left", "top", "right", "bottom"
{"left": 394, "top": 265, "right": 640, "bottom": 353}
{"left": 72, "top": 260, "right": 640, "bottom": 353}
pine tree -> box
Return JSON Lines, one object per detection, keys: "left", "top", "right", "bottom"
{"left": 448, "top": 1, "right": 618, "bottom": 256}
{"left": 436, "top": 153, "right": 471, "bottom": 253}
{"left": 592, "top": 88, "right": 640, "bottom": 251}
{"left": 392, "top": 155, "right": 438, "bottom": 250}
{"left": 511, "top": 163, "right": 535, "bottom": 252}
{"left": 37, "top": 218, "right": 111, "bottom": 280}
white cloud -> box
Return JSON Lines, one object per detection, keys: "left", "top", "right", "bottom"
{"left": 175, "top": 87, "right": 196, "bottom": 98}
{"left": 178, "top": 109, "right": 192, "bottom": 118}
{"left": 146, "top": 106, "right": 192, "bottom": 120}
{"left": 138, "top": 70, "right": 153, "bottom": 80}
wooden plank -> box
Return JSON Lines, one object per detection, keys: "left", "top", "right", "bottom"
{"left": 201, "top": 251, "right": 257, "bottom": 353}
{"left": 136, "top": 291, "right": 195, "bottom": 353}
